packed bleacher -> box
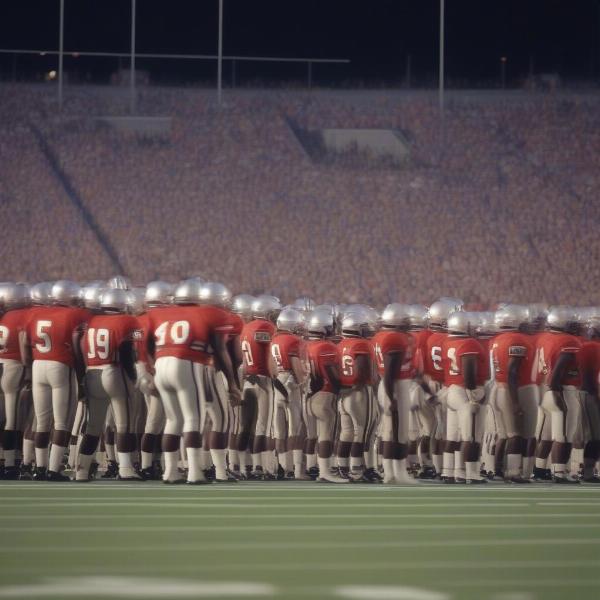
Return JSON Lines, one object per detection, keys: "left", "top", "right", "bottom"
{"left": 1, "top": 84, "right": 599, "bottom": 306}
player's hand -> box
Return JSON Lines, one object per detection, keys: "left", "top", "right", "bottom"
{"left": 77, "top": 380, "right": 87, "bottom": 400}
{"left": 137, "top": 373, "right": 156, "bottom": 396}
{"left": 229, "top": 388, "right": 243, "bottom": 407}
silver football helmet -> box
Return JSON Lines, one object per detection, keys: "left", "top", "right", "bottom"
{"left": 306, "top": 310, "right": 334, "bottom": 338}
{"left": 407, "top": 304, "right": 428, "bottom": 330}
{"left": 447, "top": 311, "right": 477, "bottom": 337}
{"left": 381, "top": 303, "right": 411, "bottom": 329}
{"left": 80, "top": 283, "right": 105, "bottom": 311}
{"left": 292, "top": 297, "right": 316, "bottom": 313}
{"left": 30, "top": 282, "right": 54, "bottom": 306}
{"left": 126, "top": 287, "right": 146, "bottom": 315}
{"left": 547, "top": 306, "right": 578, "bottom": 333}
{"left": 0, "top": 283, "right": 31, "bottom": 310}
{"left": 341, "top": 312, "right": 370, "bottom": 338}
{"left": 99, "top": 288, "right": 128, "bottom": 313}
{"left": 252, "top": 295, "right": 282, "bottom": 320}
{"left": 232, "top": 294, "right": 256, "bottom": 321}
{"left": 51, "top": 280, "right": 81, "bottom": 306}
{"left": 476, "top": 311, "right": 497, "bottom": 337}
{"left": 107, "top": 275, "right": 132, "bottom": 291}
{"left": 494, "top": 304, "right": 530, "bottom": 331}
{"left": 173, "top": 279, "right": 203, "bottom": 305}
{"left": 198, "top": 282, "right": 232, "bottom": 308}
{"left": 428, "top": 298, "right": 463, "bottom": 331}
{"left": 145, "top": 281, "right": 173, "bottom": 307}
{"left": 276, "top": 307, "right": 305, "bottom": 334}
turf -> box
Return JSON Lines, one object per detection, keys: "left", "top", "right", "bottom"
{"left": 0, "top": 480, "right": 599, "bottom": 600}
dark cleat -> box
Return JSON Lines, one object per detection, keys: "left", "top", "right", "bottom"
{"left": 33, "top": 467, "right": 48, "bottom": 481}
{"left": 47, "top": 470, "right": 71, "bottom": 482}
{"left": 363, "top": 468, "right": 383, "bottom": 483}
{"left": 553, "top": 475, "right": 580, "bottom": 485}
{"left": 101, "top": 461, "right": 118, "bottom": 479}
{"left": 442, "top": 476, "right": 456, "bottom": 484}
{"left": 187, "top": 479, "right": 211, "bottom": 485}
{"left": 466, "top": 477, "right": 488, "bottom": 484}
{"left": 532, "top": 467, "right": 553, "bottom": 482}
{"left": 2, "top": 466, "right": 20, "bottom": 480}
{"left": 307, "top": 466, "right": 320, "bottom": 480}
{"left": 19, "top": 464, "right": 34, "bottom": 480}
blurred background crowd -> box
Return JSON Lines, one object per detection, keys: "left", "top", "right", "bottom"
{"left": 1, "top": 84, "right": 598, "bottom": 307}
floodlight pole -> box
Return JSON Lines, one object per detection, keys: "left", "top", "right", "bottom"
{"left": 438, "top": 0, "right": 445, "bottom": 117}
{"left": 58, "top": 0, "right": 64, "bottom": 110}
{"left": 218, "top": 0, "right": 224, "bottom": 105}
{"left": 130, "top": 0, "right": 136, "bottom": 114}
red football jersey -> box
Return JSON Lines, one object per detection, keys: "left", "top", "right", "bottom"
{"left": 491, "top": 332, "right": 535, "bottom": 387}
{"left": 270, "top": 332, "right": 302, "bottom": 373}
{"left": 411, "top": 329, "right": 432, "bottom": 376}
{"left": 424, "top": 331, "right": 447, "bottom": 383}
{"left": 338, "top": 336, "right": 375, "bottom": 387}
{"left": 241, "top": 319, "right": 276, "bottom": 376}
{"left": 0, "top": 307, "right": 31, "bottom": 362}
{"left": 306, "top": 339, "right": 339, "bottom": 393}
{"left": 28, "top": 306, "right": 90, "bottom": 367}
{"left": 535, "top": 332, "right": 582, "bottom": 387}
{"left": 371, "top": 330, "right": 413, "bottom": 380}
{"left": 84, "top": 314, "right": 139, "bottom": 367}
{"left": 228, "top": 313, "right": 244, "bottom": 338}
{"left": 580, "top": 340, "right": 600, "bottom": 387}
{"left": 442, "top": 336, "right": 487, "bottom": 387}
{"left": 146, "top": 305, "right": 233, "bottom": 365}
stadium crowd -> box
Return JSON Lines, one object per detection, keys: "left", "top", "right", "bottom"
{"left": 0, "top": 84, "right": 599, "bottom": 307}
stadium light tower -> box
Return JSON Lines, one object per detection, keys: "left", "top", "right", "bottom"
{"left": 58, "top": 0, "right": 64, "bottom": 110}
{"left": 439, "top": 0, "right": 445, "bottom": 117}
{"left": 218, "top": 0, "right": 224, "bottom": 105}
{"left": 130, "top": 0, "right": 137, "bottom": 114}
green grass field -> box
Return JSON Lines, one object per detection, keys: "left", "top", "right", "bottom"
{"left": 0, "top": 481, "right": 599, "bottom": 600}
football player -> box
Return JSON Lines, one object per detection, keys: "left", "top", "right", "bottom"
{"left": 271, "top": 307, "right": 308, "bottom": 479}
{"left": 371, "top": 303, "right": 416, "bottom": 484}
{"left": 534, "top": 307, "right": 583, "bottom": 483}
{"left": 26, "top": 280, "right": 89, "bottom": 481}
{"left": 0, "top": 283, "right": 31, "bottom": 479}
{"left": 76, "top": 288, "right": 140, "bottom": 481}
{"left": 240, "top": 295, "right": 280, "bottom": 479}
{"left": 443, "top": 311, "right": 489, "bottom": 483}
{"left": 337, "top": 311, "right": 380, "bottom": 482}
{"left": 491, "top": 305, "right": 539, "bottom": 482}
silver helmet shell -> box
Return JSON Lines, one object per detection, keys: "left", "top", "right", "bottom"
{"left": 0, "top": 283, "right": 31, "bottom": 310}
{"left": 547, "top": 306, "right": 578, "bottom": 333}
{"left": 126, "top": 287, "right": 146, "bottom": 315}
{"left": 306, "top": 310, "right": 334, "bottom": 337}
{"left": 252, "top": 295, "right": 282, "bottom": 320}
{"left": 447, "top": 311, "right": 477, "bottom": 337}
{"left": 428, "top": 298, "right": 463, "bottom": 330}
{"left": 145, "top": 281, "right": 173, "bottom": 307}
{"left": 232, "top": 294, "right": 256, "bottom": 320}
{"left": 494, "top": 304, "right": 530, "bottom": 331}
{"left": 381, "top": 303, "right": 411, "bottom": 329}
{"left": 292, "top": 297, "right": 316, "bottom": 313}
{"left": 198, "top": 282, "right": 232, "bottom": 308}
{"left": 407, "top": 304, "right": 428, "bottom": 330}
{"left": 107, "top": 275, "right": 132, "bottom": 291}
{"left": 99, "top": 288, "right": 129, "bottom": 313}
{"left": 30, "top": 282, "right": 54, "bottom": 306}
{"left": 276, "top": 307, "right": 305, "bottom": 334}
{"left": 80, "top": 283, "right": 105, "bottom": 311}
{"left": 341, "top": 312, "right": 370, "bottom": 338}
{"left": 51, "top": 280, "right": 81, "bottom": 307}
{"left": 173, "top": 279, "right": 203, "bottom": 305}
{"left": 476, "top": 311, "right": 497, "bottom": 337}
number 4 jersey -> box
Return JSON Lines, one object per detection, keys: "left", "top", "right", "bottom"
{"left": 146, "top": 306, "right": 234, "bottom": 365}
{"left": 84, "top": 314, "right": 140, "bottom": 367}
{"left": 28, "top": 306, "right": 91, "bottom": 367}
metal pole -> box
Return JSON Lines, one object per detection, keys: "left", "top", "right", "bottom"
{"left": 130, "top": 0, "right": 136, "bottom": 114}
{"left": 438, "top": 0, "right": 445, "bottom": 116}
{"left": 58, "top": 0, "right": 64, "bottom": 109}
{"left": 501, "top": 57, "right": 506, "bottom": 89}
{"left": 406, "top": 53, "right": 411, "bottom": 88}
{"left": 231, "top": 58, "right": 236, "bottom": 88}
{"left": 307, "top": 61, "right": 312, "bottom": 89}
{"left": 217, "top": 0, "right": 223, "bottom": 105}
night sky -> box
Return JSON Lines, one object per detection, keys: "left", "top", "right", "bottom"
{"left": 1, "top": 0, "right": 599, "bottom": 86}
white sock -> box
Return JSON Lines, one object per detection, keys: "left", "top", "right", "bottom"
{"left": 465, "top": 461, "right": 481, "bottom": 480}
{"left": 454, "top": 448, "right": 465, "bottom": 479}
{"left": 228, "top": 449, "right": 239, "bottom": 469}
{"left": 240, "top": 450, "right": 250, "bottom": 470}
{"left": 96, "top": 450, "right": 106, "bottom": 469}
{"left": 505, "top": 453, "right": 522, "bottom": 478}
{"left": 522, "top": 456, "right": 534, "bottom": 479}
{"left": 292, "top": 449, "right": 304, "bottom": 477}
{"left": 76, "top": 453, "right": 94, "bottom": 480}
{"left": 442, "top": 452, "right": 454, "bottom": 478}
{"left": 394, "top": 458, "right": 416, "bottom": 483}
{"left": 306, "top": 453, "right": 317, "bottom": 469}
{"left": 211, "top": 448, "right": 227, "bottom": 480}
{"left": 49, "top": 444, "right": 66, "bottom": 472}
{"left": 279, "top": 451, "right": 290, "bottom": 472}
{"left": 535, "top": 456, "right": 548, "bottom": 470}
{"left": 68, "top": 443, "right": 78, "bottom": 469}
{"left": 317, "top": 456, "right": 330, "bottom": 477}
{"left": 35, "top": 446, "right": 49, "bottom": 468}
{"left": 261, "top": 450, "right": 273, "bottom": 473}
{"left": 382, "top": 458, "right": 395, "bottom": 482}
{"left": 252, "top": 453, "right": 261, "bottom": 469}
{"left": 350, "top": 456, "right": 363, "bottom": 471}
{"left": 162, "top": 450, "right": 179, "bottom": 481}
{"left": 432, "top": 453, "right": 443, "bottom": 474}
{"left": 570, "top": 448, "right": 584, "bottom": 474}
{"left": 337, "top": 456, "right": 349, "bottom": 468}
{"left": 200, "top": 449, "right": 211, "bottom": 469}
{"left": 141, "top": 450, "right": 153, "bottom": 470}
{"left": 105, "top": 443, "right": 116, "bottom": 462}
{"left": 552, "top": 463, "right": 567, "bottom": 476}
{"left": 118, "top": 451, "right": 133, "bottom": 469}
{"left": 187, "top": 448, "right": 206, "bottom": 482}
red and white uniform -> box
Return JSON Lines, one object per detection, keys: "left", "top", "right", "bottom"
{"left": 241, "top": 319, "right": 276, "bottom": 377}
{"left": 580, "top": 340, "right": 600, "bottom": 443}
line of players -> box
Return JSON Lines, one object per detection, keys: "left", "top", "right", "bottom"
{"left": 0, "top": 278, "right": 599, "bottom": 484}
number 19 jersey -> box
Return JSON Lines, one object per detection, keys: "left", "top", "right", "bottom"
{"left": 84, "top": 314, "right": 140, "bottom": 367}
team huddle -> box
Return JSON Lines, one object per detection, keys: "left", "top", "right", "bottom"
{"left": 0, "top": 276, "right": 599, "bottom": 485}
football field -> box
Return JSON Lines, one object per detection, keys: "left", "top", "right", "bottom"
{"left": 0, "top": 481, "right": 599, "bottom": 600}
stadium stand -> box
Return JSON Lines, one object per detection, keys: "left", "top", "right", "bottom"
{"left": 1, "top": 84, "right": 599, "bottom": 306}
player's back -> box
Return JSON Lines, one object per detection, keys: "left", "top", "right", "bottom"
{"left": 85, "top": 313, "right": 139, "bottom": 367}
{"left": 0, "top": 307, "right": 31, "bottom": 361}
{"left": 241, "top": 319, "right": 276, "bottom": 376}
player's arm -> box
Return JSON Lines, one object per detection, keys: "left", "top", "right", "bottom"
{"left": 324, "top": 363, "right": 341, "bottom": 395}
{"left": 462, "top": 354, "right": 478, "bottom": 391}
{"left": 211, "top": 331, "right": 241, "bottom": 401}
{"left": 507, "top": 355, "right": 524, "bottom": 414}
{"left": 227, "top": 335, "right": 243, "bottom": 388}
{"left": 383, "top": 350, "right": 403, "bottom": 401}
{"left": 18, "top": 329, "right": 31, "bottom": 368}
{"left": 290, "top": 355, "right": 305, "bottom": 385}
{"left": 550, "top": 351, "right": 576, "bottom": 392}
{"left": 72, "top": 324, "right": 87, "bottom": 392}
{"left": 354, "top": 353, "right": 371, "bottom": 386}
{"left": 582, "top": 361, "right": 598, "bottom": 396}
{"left": 119, "top": 340, "right": 137, "bottom": 382}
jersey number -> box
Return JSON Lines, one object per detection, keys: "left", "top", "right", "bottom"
{"left": 271, "top": 343, "right": 283, "bottom": 368}
{"left": 341, "top": 354, "right": 354, "bottom": 377}
{"left": 35, "top": 320, "right": 52, "bottom": 354}
{"left": 447, "top": 347, "right": 459, "bottom": 375}
{"left": 87, "top": 328, "right": 110, "bottom": 360}
{"left": 155, "top": 321, "right": 190, "bottom": 347}
{"left": 241, "top": 340, "right": 254, "bottom": 366}
{"left": 0, "top": 325, "right": 9, "bottom": 351}
{"left": 431, "top": 346, "right": 443, "bottom": 371}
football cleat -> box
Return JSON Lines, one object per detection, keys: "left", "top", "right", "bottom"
{"left": 263, "top": 472, "right": 277, "bottom": 481}
{"left": 553, "top": 475, "right": 580, "bottom": 484}
{"left": 19, "top": 464, "right": 34, "bottom": 480}
{"left": 47, "top": 470, "right": 71, "bottom": 482}
{"left": 276, "top": 464, "right": 286, "bottom": 480}
{"left": 363, "top": 468, "right": 383, "bottom": 483}
{"left": 442, "top": 476, "right": 456, "bottom": 484}
{"left": 203, "top": 466, "right": 216, "bottom": 482}
{"left": 187, "top": 478, "right": 211, "bottom": 485}
{"left": 227, "top": 469, "right": 246, "bottom": 481}
{"left": 582, "top": 476, "right": 600, "bottom": 484}
{"left": 317, "top": 471, "right": 351, "bottom": 483}
{"left": 163, "top": 478, "right": 186, "bottom": 485}
{"left": 504, "top": 476, "right": 531, "bottom": 484}
{"left": 307, "top": 466, "right": 320, "bottom": 480}
{"left": 33, "top": 467, "right": 48, "bottom": 481}
{"left": 247, "top": 469, "right": 265, "bottom": 481}
{"left": 466, "top": 477, "right": 488, "bottom": 484}
{"left": 117, "top": 473, "right": 143, "bottom": 481}
{"left": 101, "top": 461, "right": 118, "bottom": 479}
{"left": 455, "top": 477, "right": 467, "bottom": 484}
{"left": 89, "top": 462, "right": 99, "bottom": 480}
{"left": 2, "top": 466, "right": 20, "bottom": 480}
{"left": 418, "top": 465, "right": 437, "bottom": 479}
{"left": 139, "top": 467, "right": 155, "bottom": 481}
{"left": 215, "top": 474, "right": 238, "bottom": 483}
{"left": 532, "top": 467, "right": 553, "bottom": 481}
{"left": 284, "top": 471, "right": 295, "bottom": 480}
